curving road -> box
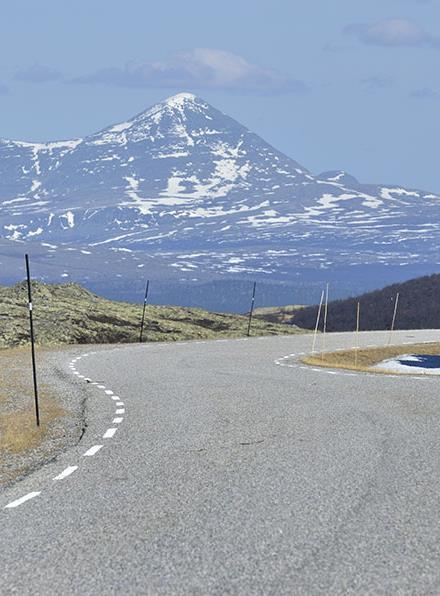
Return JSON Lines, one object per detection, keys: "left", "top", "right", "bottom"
{"left": 2, "top": 330, "right": 440, "bottom": 594}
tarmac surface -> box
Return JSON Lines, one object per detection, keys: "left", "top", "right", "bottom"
{"left": 1, "top": 329, "right": 440, "bottom": 595}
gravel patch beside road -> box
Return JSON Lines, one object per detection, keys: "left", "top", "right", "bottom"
{"left": 0, "top": 347, "right": 87, "bottom": 490}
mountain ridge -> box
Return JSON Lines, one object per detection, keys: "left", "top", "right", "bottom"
{"left": 0, "top": 92, "right": 438, "bottom": 309}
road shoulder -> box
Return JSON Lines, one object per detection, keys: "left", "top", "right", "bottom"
{"left": 0, "top": 346, "right": 86, "bottom": 491}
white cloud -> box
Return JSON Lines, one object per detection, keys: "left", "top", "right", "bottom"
{"left": 72, "top": 48, "right": 307, "bottom": 94}
{"left": 344, "top": 18, "right": 439, "bottom": 48}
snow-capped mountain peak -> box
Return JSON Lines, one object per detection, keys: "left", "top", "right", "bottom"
{"left": 89, "top": 92, "right": 230, "bottom": 149}
{"left": 0, "top": 92, "right": 438, "bottom": 287}
{"left": 161, "top": 91, "right": 199, "bottom": 109}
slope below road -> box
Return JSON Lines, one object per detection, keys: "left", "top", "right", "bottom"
{"left": 1, "top": 330, "right": 440, "bottom": 594}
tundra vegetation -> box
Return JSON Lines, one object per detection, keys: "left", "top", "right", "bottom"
{"left": 0, "top": 281, "right": 303, "bottom": 349}
{"left": 253, "top": 305, "right": 304, "bottom": 325}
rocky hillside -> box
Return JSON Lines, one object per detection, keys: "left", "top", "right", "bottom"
{"left": 0, "top": 282, "right": 302, "bottom": 348}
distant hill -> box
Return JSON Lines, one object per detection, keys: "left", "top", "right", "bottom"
{"left": 0, "top": 282, "right": 302, "bottom": 348}
{"left": 292, "top": 274, "right": 440, "bottom": 332}
{"left": 253, "top": 305, "right": 305, "bottom": 325}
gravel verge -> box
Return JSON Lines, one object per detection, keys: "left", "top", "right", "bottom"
{"left": 0, "top": 346, "right": 88, "bottom": 490}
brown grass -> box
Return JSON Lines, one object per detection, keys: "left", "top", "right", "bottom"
{"left": 302, "top": 342, "right": 440, "bottom": 373}
{"left": 0, "top": 347, "right": 66, "bottom": 458}
{"left": 0, "top": 399, "right": 65, "bottom": 454}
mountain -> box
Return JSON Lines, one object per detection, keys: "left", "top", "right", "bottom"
{"left": 0, "top": 92, "right": 312, "bottom": 246}
{"left": 292, "top": 274, "right": 440, "bottom": 332}
{"left": 0, "top": 92, "right": 439, "bottom": 309}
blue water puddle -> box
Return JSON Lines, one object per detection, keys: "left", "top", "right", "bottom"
{"left": 397, "top": 355, "right": 440, "bottom": 370}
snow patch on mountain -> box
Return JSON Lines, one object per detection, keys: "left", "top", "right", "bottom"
{"left": 61, "top": 211, "right": 75, "bottom": 229}
{"left": 381, "top": 187, "right": 420, "bottom": 200}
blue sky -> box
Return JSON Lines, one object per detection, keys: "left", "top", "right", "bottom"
{"left": 1, "top": 0, "right": 439, "bottom": 191}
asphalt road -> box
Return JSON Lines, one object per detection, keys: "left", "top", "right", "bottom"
{"left": 2, "top": 330, "right": 440, "bottom": 595}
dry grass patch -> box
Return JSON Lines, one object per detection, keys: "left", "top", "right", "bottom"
{"left": 0, "top": 347, "right": 66, "bottom": 459}
{"left": 0, "top": 399, "right": 65, "bottom": 455}
{"left": 302, "top": 342, "right": 440, "bottom": 373}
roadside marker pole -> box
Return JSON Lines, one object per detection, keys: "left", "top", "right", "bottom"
{"left": 321, "top": 283, "right": 329, "bottom": 359}
{"left": 355, "top": 301, "right": 360, "bottom": 366}
{"left": 25, "top": 254, "right": 40, "bottom": 427}
{"left": 388, "top": 292, "right": 400, "bottom": 346}
{"left": 312, "top": 290, "right": 325, "bottom": 353}
{"left": 247, "top": 281, "right": 257, "bottom": 337}
{"left": 139, "top": 280, "right": 150, "bottom": 343}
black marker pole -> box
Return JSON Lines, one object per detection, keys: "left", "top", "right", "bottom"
{"left": 139, "top": 280, "right": 150, "bottom": 343}
{"left": 247, "top": 281, "right": 257, "bottom": 337}
{"left": 25, "top": 254, "right": 40, "bottom": 427}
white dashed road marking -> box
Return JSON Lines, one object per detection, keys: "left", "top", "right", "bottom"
{"left": 53, "top": 466, "right": 78, "bottom": 481}
{"left": 83, "top": 445, "right": 103, "bottom": 457}
{"left": 3, "top": 351, "right": 128, "bottom": 510}
{"left": 103, "top": 428, "right": 117, "bottom": 439}
{"left": 4, "top": 492, "right": 41, "bottom": 509}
